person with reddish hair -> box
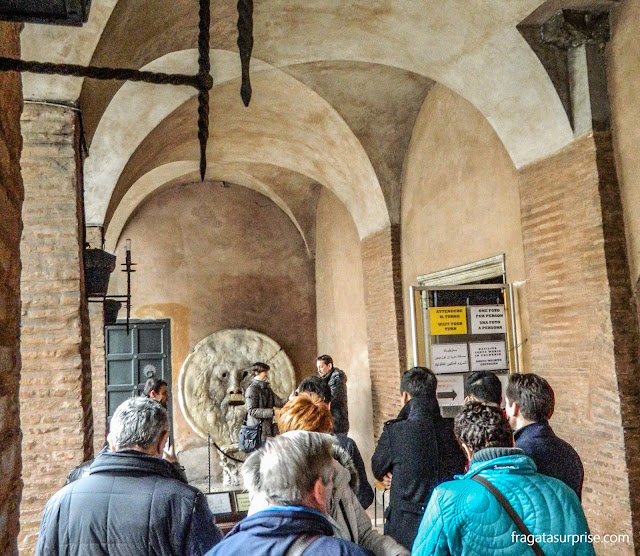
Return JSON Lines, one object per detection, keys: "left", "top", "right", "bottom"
{"left": 248, "top": 393, "right": 408, "bottom": 556}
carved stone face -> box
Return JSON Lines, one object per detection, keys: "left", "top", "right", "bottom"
{"left": 179, "top": 329, "right": 295, "bottom": 444}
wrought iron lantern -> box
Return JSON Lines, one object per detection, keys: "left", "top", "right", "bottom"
{"left": 0, "top": 0, "right": 92, "bottom": 26}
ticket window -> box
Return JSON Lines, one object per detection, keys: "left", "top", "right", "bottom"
{"left": 409, "top": 281, "right": 519, "bottom": 418}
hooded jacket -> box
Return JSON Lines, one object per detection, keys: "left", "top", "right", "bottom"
{"left": 411, "top": 448, "right": 595, "bottom": 556}
{"left": 36, "top": 450, "right": 222, "bottom": 556}
{"left": 205, "top": 506, "right": 372, "bottom": 556}
{"left": 325, "top": 367, "right": 350, "bottom": 434}
{"left": 244, "top": 377, "right": 288, "bottom": 443}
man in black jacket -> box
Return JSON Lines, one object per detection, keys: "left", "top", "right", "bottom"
{"left": 316, "top": 354, "right": 349, "bottom": 434}
{"left": 36, "top": 397, "right": 222, "bottom": 556}
{"left": 505, "top": 372, "right": 584, "bottom": 499}
{"left": 371, "top": 367, "right": 466, "bottom": 550}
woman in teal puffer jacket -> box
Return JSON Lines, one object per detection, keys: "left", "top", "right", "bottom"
{"left": 412, "top": 403, "right": 595, "bottom": 556}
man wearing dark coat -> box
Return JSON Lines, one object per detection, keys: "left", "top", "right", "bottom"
{"left": 317, "top": 354, "right": 350, "bottom": 434}
{"left": 36, "top": 397, "right": 222, "bottom": 556}
{"left": 371, "top": 367, "right": 466, "bottom": 551}
{"left": 505, "top": 372, "right": 584, "bottom": 499}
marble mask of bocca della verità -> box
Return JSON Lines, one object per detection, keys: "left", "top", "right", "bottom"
{"left": 179, "top": 329, "right": 295, "bottom": 445}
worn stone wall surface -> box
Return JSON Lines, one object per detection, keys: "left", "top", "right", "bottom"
{"left": 401, "top": 83, "right": 530, "bottom": 371}
{"left": 0, "top": 21, "right": 24, "bottom": 556}
{"left": 361, "top": 224, "right": 405, "bottom": 437}
{"left": 315, "top": 188, "right": 375, "bottom": 477}
{"left": 608, "top": 0, "right": 640, "bottom": 290}
{"left": 108, "top": 180, "right": 316, "bottom": 454}
{"left": 19, "top": 104, "right": 92, "bottom": 554}
{"left": 519, "top": 133, "right": 638, "bottom": 554}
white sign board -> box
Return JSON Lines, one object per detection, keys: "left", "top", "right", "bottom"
{"left": 470, "top": 341, "right": 507, "bottom": 371}
{"left": 470, "top": 305, "right": 506, "bottom": 334}
{"left": 206, "top": 493, "right": 232, "bottom": 514}
{"left": 436, "top": 374, "right": 464, "bottom": 406}
{"left": 431, "top": 343, "right": 469, "bottom": 373}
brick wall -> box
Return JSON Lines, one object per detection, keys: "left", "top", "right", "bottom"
{"left": 19, "top": 104, "right": 93, "bottom": 554}
{"left": 86, "top": 226, "right": 107, "bottom": 454}
{"left": 361, "top": 224, "right": 406, "bottom": 437}
{"left": 0, "top": 21, "right": 24, "bottom": 556}
{"left": 519, "top": 133, "right": 639, "bottom": 554}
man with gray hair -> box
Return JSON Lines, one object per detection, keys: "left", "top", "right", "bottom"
{"left": 36, "top": 397, "right": 222, "bottom": 555}
{"left": 206, "top": 431, "right": 372, "bottom": 555}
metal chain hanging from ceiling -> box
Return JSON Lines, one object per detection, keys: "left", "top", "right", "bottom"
{"left": 0, "top": 0, "right": 255, "bottom": 181}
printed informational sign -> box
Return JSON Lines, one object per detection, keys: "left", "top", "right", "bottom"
{"left": 436, "top": 374, "right": 464, "bottom": 407}
{"left": 431, "top": 343, "right": 469, "bottom": 373}
{"left": 206, "top": 493, "right": 233, "bottom": 514}
{"left": 470, "top": 341, "right": 507, "bottom": 371}
{"left": 429, "top": 306, "right": 467, "bottom": 335}
{"left": 235, "top": 492, "right": 251, "bottom": 512}
{"left": 470, "top": 305, "right": 506, "bottom": 334}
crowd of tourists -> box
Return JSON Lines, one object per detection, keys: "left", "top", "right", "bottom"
{"left": 35, "top": 355, "right": 595, "bottom": 556}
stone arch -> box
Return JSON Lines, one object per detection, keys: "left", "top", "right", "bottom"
{"left": 104, "top": 161, "right": 315, "bottom": 257}
{"left": 86, "top": 50, "right": 388, "bottom": 239}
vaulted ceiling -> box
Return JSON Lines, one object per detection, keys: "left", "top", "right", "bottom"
{"left": 19, "top": 0, "right": 618, "bottom": 250}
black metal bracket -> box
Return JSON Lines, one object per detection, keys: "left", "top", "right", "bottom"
{"left": 88, "top": 244, "right": 136, "bottom": 334}
{"left": 0, "top": 0, "right": 255, "bottom": 181}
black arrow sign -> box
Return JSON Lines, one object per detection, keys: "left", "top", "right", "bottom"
{"left": 437, "top": 390, "right": 458, "bottom": 400}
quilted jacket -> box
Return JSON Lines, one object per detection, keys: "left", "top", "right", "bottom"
{"left": 411, "top": 448, "right": 595, "bottom": 556}
{"left": 36, "top": 450, "right": 222, "bottom": 556}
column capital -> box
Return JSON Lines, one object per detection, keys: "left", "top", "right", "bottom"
{"left": 541, "top": 9, "right": 610, "bottom": 49}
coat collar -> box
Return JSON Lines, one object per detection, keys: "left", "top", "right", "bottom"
{"left": 462, "top": 448, "right": 536, "bottom": 478}
{"left": 514, "top": 420, "right": 552, "bottom": 442}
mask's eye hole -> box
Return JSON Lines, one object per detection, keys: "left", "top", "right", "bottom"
{"left": 222, "top": 372, "right": 227, "bottom": 378}
{"left": 242, "top": 371, "right": 248, "bottom": 379}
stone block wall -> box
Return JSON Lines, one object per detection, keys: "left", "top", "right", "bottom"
{"left": 19, "top": 104, "right": 92, "bottom": 553}
{"left": 0, "top": 21, "right": 24, "bottom": 556}
{"left": 519, "top": 133, "right": 639, "bottom": 554}
{"left": 361, "top": 224, "right": 405, "bottom": 436}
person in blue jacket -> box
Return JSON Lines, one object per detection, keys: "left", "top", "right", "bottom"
{"left": 412, "top": 402, "right": 595, "bottom": 556}
{"left": 206, "top": 431, "right": 372, "bottom": 556}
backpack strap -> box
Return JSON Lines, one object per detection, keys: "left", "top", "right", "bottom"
{"left": 284, "top": 533, "right": 320, "bottom": 556}
{"left": 471, "top": 475, "right": 546, "bottom": 556}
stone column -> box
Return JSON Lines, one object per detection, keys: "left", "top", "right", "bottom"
{"left": 86, "top": 225, "right": 107, "bottom": 454}
{"left": 518, "top": 9, "right": 640, "bottom": 553}
{"left": 361, "top": 224, "right": 406, "bottom": 436}
{"left": 19, "top": 103, "right": 93, "bottom": 553}
{"left": 0, "top": 22, "right": 24, "bottom": 556}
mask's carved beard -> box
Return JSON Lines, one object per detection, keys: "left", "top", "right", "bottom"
{"left": 219, "top": 398, "right": 247, "bottom": 443}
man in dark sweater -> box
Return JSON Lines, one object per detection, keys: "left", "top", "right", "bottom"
{"left": 505, "top": 372, "right": 584, "bottom": 499}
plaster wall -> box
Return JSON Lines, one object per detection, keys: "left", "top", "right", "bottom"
{"left": 109, "top": 181, "right": 316, "bottom": 452}
{"left": 608, "top": 0, "right": 640, "bottom": 290}
{"left": 315, "top": 188, "right": 375, "bottom": 480}
{"left": 401, "top": 84, "right": 531, "bottom": 370}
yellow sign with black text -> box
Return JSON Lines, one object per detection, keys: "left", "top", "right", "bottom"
{"left": 429, "top": 306, "right": 467, "bottom": 335}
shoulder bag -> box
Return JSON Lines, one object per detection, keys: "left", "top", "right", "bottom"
{"left": 238, "top": 415, "right": 262, "bottom": 453}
